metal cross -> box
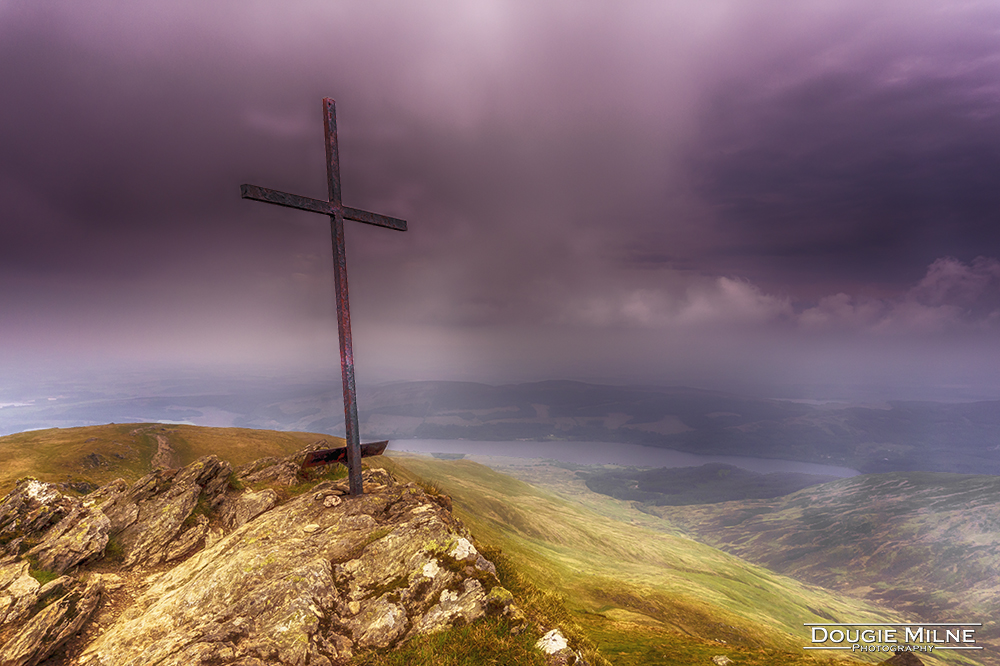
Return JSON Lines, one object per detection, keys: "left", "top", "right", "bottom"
{"left": 240, "top": 98, "right": 407, "bottom": 496}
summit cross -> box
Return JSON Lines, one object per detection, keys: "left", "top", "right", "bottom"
{"left": 241, "top": 98, "right": 407, "bottom": 496}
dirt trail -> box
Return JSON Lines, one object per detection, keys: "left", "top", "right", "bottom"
{"left": 150, "top": 433, "right": 179, "bottom": 470}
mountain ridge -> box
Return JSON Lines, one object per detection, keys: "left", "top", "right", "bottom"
{"left": 644, "top": 471, "right": 1000, "bottom": 654}
{"left": 0, "top": 423, "right": 961, "bottom": 665}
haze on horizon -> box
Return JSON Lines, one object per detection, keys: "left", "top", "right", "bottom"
{"left": 3, "top": 1, "right": 1000, "bottom": 402}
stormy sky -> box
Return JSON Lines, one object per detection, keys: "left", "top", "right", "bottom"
{"left": 3, "top": 0, "right": 1000, "bottom": 397}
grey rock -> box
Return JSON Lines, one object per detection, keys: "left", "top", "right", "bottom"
{"left": 165, "top": 515, "right": 209, "bottom": 562}
{"left": 232, "top": 439, "right": 346, "bottom": 491}
{"left": 237, "top": 457, "right": 300, "bottom": 487}
{"left": 78, "top": 468, "right": 507, "bottom": 666}
{"left": 0, "top": 479, "right": 76, "bottom": 560}
{"left": 24, "top": 503, "right": 110, "bottom": 574}
{"left": 536, "top": 628, "right": 586, "bottom": 666}
{"left": 36, "top": 575, "right": 75, "bottom": 601}
{"left": 0, "top": 574, "right": 103, "bottom": 666}
{"left": 204, "top": 526, "right": 226, "bottom": 550}
{"left": 89, "top": 479, "right": 135, "bottom": 533}
{"left": 106, "top": 456, "right": 233, "bottom": 567}
{"left": 407, "top": 578, "right": 487, "bottom": 639}
{"left": 101, "top": 573, "right": 125, "bottom": 592}
{"left": 221, "top": 488, "right": 279, "bottom": 529}
{"left": 0, "top": 560, "right": 40, "bottom": 630}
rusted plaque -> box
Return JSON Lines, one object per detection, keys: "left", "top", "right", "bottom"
{"left": 301, "top": 440, "right": 389, "bottom": 469}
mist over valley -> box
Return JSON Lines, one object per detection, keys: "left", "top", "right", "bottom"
{"left": 5, "top": 375, "right": 1000, "bottom": 478}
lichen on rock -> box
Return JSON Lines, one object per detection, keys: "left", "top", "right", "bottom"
{"left": 24, "top": 503, "right": 110, "bottom": 574}
{"left": 0, "top": 574, "right": 103, "bottom": 666}
{"left": 0, "top": 478, "right": 78, "bottom": 561}
{"left": 102, "top": 455, "right": 234, "bottom": 567}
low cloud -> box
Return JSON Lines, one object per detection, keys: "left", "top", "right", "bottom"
{"left": 801, "top": 257, "right": 1000, "bottom": 335}
{"left": 553, "top": 274, "right": 792, "bottom": 329}
{"left": 798, "top": 293, "right": 886, "bottom": 330}
{"left": 555, "top": 257, "right": 1000, "bottom": 336}
{"left": 909, "top": 256, "right": 1000, "bottom": 310}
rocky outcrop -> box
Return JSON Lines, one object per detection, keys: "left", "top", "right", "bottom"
{"left": 79, "top": 468, "right": 510, "bottom": 666}
{"left": 98, "top": 455, "right": 233, "bottom": 567}
{"left": 0, "top": 561, "right": 42, "bottom": 633}
{"left": 0, "top": 479, "right": 78, "bottom": 561}
{"left": 219, "top": 488, "right": 278, "bottom": 529}
{"left": 0, "top": 574, "right": 103, "bottom": 666}
{"left": 24, "top": 504, "right": 110, "bottom": 575}
{"left": 0, "top": 444, "right": 542, "bottom": 666}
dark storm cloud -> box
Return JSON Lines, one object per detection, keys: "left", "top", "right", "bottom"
{"left": 2, "top": 0, "right": 1000, "bottom": 393}
{"left": 0, "top": 1, "right": 697, "bottom": 283}
{"left": 687, "top": 8, "right": 1000, "bottom": 295}
{"left": 0, "top": 14, "right": 248, "bottom": 279}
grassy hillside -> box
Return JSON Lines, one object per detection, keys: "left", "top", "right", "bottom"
{"left": 378, "top": 455, "right": 976, "bottom": 666}
{"left": 0, "top": 423, "right": 330, "bottom": 493}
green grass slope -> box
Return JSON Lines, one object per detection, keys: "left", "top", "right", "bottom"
{"left": 0, "top": 423, "right": 333, "bottom": 493}
{"left": 379, "top": 455, "right": 974, "bottom": 666}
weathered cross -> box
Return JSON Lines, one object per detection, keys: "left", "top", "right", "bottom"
{"left": 241, "top": 98, "right": 407, "bottom": 496}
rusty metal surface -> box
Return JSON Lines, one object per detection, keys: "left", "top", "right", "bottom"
{"left": 342, "top": 206, "right": 406, "bottom": 231}
{"left": 240, "top": 97, "right": 407, "bottom": 496}
{"left": 241, "top": 185, "right": 407, "bottom": 231}
{"left": 301, "top": 440, "right": 389, "bottom": 469}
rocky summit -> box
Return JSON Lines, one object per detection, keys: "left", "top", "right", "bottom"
{"left": 0, "top": 444, "right": 542, "bottom": 666}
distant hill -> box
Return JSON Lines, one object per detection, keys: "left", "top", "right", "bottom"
{"left": 646, "top": 472, "right": 1000, "bottom": 652}
{"left": 6, "top": 378, "right": 1000, "bottom": 475}
{"left": 581, "top": 462, "right": 840, "bottom": 505}
{"left": 359, "top": 380, "right": 1000, "bottom": 475}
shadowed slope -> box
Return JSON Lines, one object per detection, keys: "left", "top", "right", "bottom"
{"left": 646, "top": 473, "right": 1000, "bottom": 653}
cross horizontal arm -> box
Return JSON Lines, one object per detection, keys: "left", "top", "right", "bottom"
{"left": 241, "top": 183, "right": 332, "bottom": 215}
{"left": 343, "top": 207, "right": 407, "bottom": 232}
{"left": 241, "top": 184, "right": 407, "bottom": 231}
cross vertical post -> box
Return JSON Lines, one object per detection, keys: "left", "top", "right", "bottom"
{"left": 323, "top": 99, "right": 363, "bottom": 496}
{"left": 240, "top": 97, "right": 407, "bottom": 496}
